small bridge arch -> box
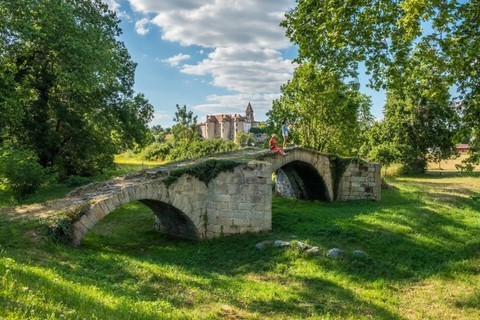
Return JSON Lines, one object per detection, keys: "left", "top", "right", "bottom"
{"left": 265, "top": 148, "right": 334, "bottom": 201}
{"left": 69, "top": 174, "right": 208, "bottom": 246}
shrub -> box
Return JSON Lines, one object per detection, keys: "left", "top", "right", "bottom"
{"left": 140, "top": 142, "right": 172, "bottom": 161}
{"left": 0, "top": 146, "right": 46, "bottom": 200}
{"left": 139, "top": 138, "right": 239, "bottom": 163}
{"left": 43, "top": 213, "right": 73, "bottom": 243}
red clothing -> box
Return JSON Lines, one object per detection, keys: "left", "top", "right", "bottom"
{"left": 269, "top": 137, "right": 284, "bottom": 154}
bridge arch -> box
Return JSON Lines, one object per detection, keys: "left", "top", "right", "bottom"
{"left": 71, "top": 175, "right": 207, "bottom": 246}
{"left": 266, "top": 148, "right": 334, "bottom": 201}
{"left": 274, "top": 161, "right": 330, "bottom": 200}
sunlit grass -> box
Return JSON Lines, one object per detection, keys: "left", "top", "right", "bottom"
{"left": 114, "top": 153, "right": 163, "bottom": 167}
{"left": 1, "top": 171, "right": 479, "bottom": 319}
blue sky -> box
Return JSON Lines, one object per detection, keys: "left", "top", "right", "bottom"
{"left": 105, "top": 0, "right": 386, "bottom": 128}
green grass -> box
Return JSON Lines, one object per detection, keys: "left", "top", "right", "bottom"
{"left": 1, "top": 174, "right": 480, "bottom": 319}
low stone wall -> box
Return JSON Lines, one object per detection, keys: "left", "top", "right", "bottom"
{"left": 337, "top": 163, "right": 381, "bottom": 201}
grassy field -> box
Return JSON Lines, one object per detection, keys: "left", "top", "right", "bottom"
{"left": 1, "top": 169, "right": 479, "bottom": 319}
{"left": 427, "top": 154, "right": 479, "bottom": 172}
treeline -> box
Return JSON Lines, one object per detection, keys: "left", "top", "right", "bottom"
{"left": 268, "top": 0, "right": 479, "bottom": 174}
{"left": 0, "top": 0, "right": 153, "bottom": 199}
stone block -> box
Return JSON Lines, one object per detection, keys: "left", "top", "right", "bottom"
{"left": 232, "top": 218, "right": 251, "bottom": 227}
{"left": 120, "top": 187, "right": 131, "bottom": 203}
{"left": 211, "top": 194, "right": 231, "bottom": 203}
{"left": 96, "top": 200, "right": 108, "bottom": 216}
{"left": 138, "top": 184, "right": 149, "bottom": 199}
{"left": 215, "top": 217, "right": 233, "bottom": 226}
{"left": 79, "top": 214, "right": 95, "bottom": 230}
{"left": 207, "top": 224, "right": 223, "bottom": 234}
{"left": 232, "top": 210, "right": 251, "bottom": 219}
{"left": 91, "top": 204, "right": 107, "bottom": 221}
{"left": 109, "top": 192, "right": 121, "bottom": 208}
{"left": 102, "top": 198, "right": 115, "bottom": 213}
{"left": 227, "top": 184, "right": 240, "bottom": 194}
{"left": 237, "top": 203, "right": 252, "bottom": 211}
{"left": 205, "top": 231, "right": 216, "bottom": 238}
{"left": 73, "top": 221, "right": 88, "bottom": 236}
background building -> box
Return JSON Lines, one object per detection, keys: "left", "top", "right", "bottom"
{"left": 197, "top": 102, "right": 259, "bottom": 141}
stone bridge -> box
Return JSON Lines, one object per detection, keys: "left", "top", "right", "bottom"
{"left": 58, "top": 147, "right": 381, "bottom": 246}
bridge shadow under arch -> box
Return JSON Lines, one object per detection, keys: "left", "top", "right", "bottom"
{"left": 275, "top": 160, "right": 330, "bottom": 201}
{"left": 80, "top": 199, "right": 201, "bottom": 247}
{"left": 139, "top": 199, "right": 200, "bottom": 241}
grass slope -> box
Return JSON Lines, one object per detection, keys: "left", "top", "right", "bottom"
{"left": 1, "top": 174, "right": 479, "bottom": 319}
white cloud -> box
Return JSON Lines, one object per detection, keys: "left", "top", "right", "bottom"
{"left": 103, "top": 0, "right": 121, "bottom": 11}
{"left": 135, "top": 18, "right": 151, "bottom": 35}
{"left": 128, "top": 0, "right": 293, "bottom": 49}
{"left": 162, "top": 53, "right": 191, "bottom": 67}
{"left": 126, "top": 0, "right": 296, "bottom": 121}
{"left": 153, "top": 2, "right": 291, "bottom": 49}
{"left": 182, "top": 47, "right": 294, "bottom": 94}
{"left": 150, "top": 110, "right": 172, "bottom": 127}
{"left": 128, "top": 0, "right": 206, "bottom": 12}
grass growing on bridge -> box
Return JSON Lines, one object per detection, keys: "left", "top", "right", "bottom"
{"left": 1, "top": 174, "right": 480, "bottom": 319}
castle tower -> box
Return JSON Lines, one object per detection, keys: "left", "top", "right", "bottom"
{"left": 245, "top": 102, "right": 254, "bottom": 123}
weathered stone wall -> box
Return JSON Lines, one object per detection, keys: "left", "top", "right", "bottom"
{"left": 337, "top": 163, "right": 381, "bottom": 201}
{"left": 274, "top": 168, "right": 295, "bottom": 197}
{"left": 205, "top": 161, "right": 272, "bottom": 238}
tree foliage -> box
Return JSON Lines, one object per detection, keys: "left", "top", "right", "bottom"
{"left": 267, "top": 62, "right": 372, "bottom": 156}
{"left": 0, "top": 145, "right": 46, "bottom": 200}
{"left": 140, "top": 105, "right": 238, "bottom": 162}
{"left": 235, "top": 132, "right": 255, "bottom": 147}
{"left": 282, "top": 0, "right": 479, "bottom": 167}
{"left": 171, "top": 104, "right": 199, "bottom": 146}
{"left": 360, "top": 51, "right": 459, "bottom": 173}
{"left": 0, "top": 0, "right": 153, "bottom": 177}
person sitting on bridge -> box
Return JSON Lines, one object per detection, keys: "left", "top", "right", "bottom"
{"left": 269, "top": 134, "right": 287, "bottom": 157}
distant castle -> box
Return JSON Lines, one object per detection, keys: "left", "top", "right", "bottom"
{"left": 197, "top": 102, "right": 260, "bottom": 141}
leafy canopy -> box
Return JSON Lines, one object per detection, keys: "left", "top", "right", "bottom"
{"left": 282, "top": 0, "right": 479, "bottom": 166}
{"left": 0, "top": 0, "right": 153, "bottom": 177}
{"left": 267, "top": 62, "right": 372, "bottom": 156}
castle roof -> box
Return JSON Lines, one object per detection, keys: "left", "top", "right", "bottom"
{"left": 246, "top": 102, "right": 253, "bottom": 114}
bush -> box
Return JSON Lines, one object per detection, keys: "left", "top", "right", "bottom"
{"left": 167, "top": 139, "right": 238, "bottom": 161}
{"left": 140, "top": 142, "right": 173, "bottom": 161}
{"left": 0, "top": 146, "right": 46, "bottom": 200}
{"left": 43, "top": 213, "right": 73, "bottom": 243}
{"left": 139, "top": 139, "right": 239, "bottom": 163}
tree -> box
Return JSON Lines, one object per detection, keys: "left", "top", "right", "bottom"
{"left": 171, "top": 104, "right": 199, "bottom": 146}
{"left": 282, "top": 0, "right": 478, "bottom": 166}
{"left": 359, "top": 120, "right": 400, "bottom": 171}
{"left": 267, "top": 62, "right": 372, "bottom": 156}
{"left": 0, "top": 145, "right": 46, "bottom": 201}
{"left": 363, "top": 47, "right": 458, "bottom": 173}
{"left": 0, "top": 0, "right": 153, "bottom": 177}
{"left": 235, "top": 132, "right": 255, "bottom": 147}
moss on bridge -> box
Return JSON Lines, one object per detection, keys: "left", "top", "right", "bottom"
{"left": 163, "top": 159, "right": 247, "bottom": 187}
